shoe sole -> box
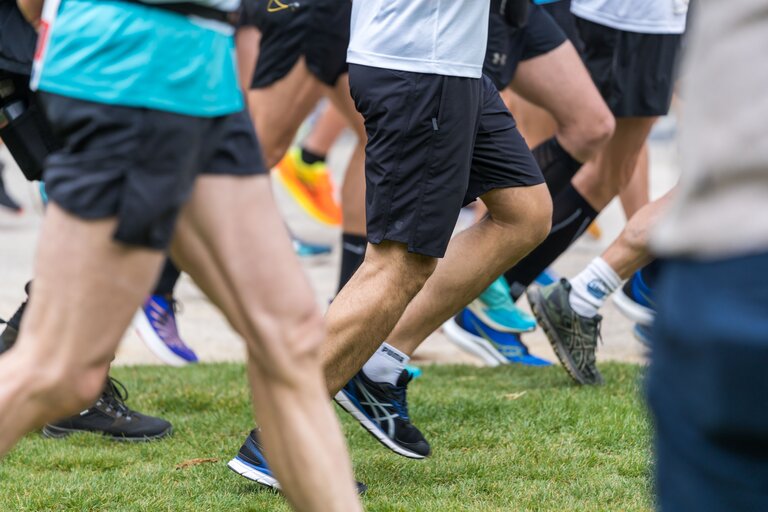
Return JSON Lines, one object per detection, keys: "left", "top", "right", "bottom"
{"left": 333, "top": 391, "right": 427, "bottom": 460}
{"left": 466, "top": 303, "right": 536, "bottom": 334}
{"left": 227, "top": 457, "right": 281, "bottom": 490}
{"left": 526, "top": 287, "right": 600, "bottom": 386}
{"left": 132, "top": 310, "right": 194, "bottom": 367}
{"left": 41, "top": 424, "right": 173, "bottom": 442}
{"left": 442, "top": 318, "right": 507, "bottom": 367}
{"left": 613, "top": 290, "right": 655, "bottom": 326}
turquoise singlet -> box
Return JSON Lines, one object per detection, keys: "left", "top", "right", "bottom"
{"left": 35, "top": 0, "right": 243, "bottom": 117}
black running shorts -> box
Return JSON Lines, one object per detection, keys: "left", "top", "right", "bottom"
{"left": 485, "top": 4, "right": 568, "bottom": 90}
{"left": 40, "top": 93, "right": 266, "bottom": 250}
{"left": 250, "top": 0, "right": 350, "bottom": 89}
{"left": 576, "top": 17, "right": 681, "bottom": 117}
{"left": 540, "top": 0, "right": 584, "bottom": 54}
{"left": 349, "top": 65, "right": 544, "bottom": 258}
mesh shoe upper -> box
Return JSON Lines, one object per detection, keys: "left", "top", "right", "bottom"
{"left": 47, "top": 378, "right": 173, "bottom": 439}
{"left": 341, "top": 370, "right": 431, "bottom": 456}
{"left": 528, "top": 279, "right": 603, "bottom": 385}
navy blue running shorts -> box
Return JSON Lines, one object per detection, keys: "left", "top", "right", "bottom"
{"left": 349, "top": 64, "right": 544, "bottom": 258}
{"left": 485, "top": 3, "right": 568, "bottom": 90}
{"left": 40, "top": 93, "right": 266, "bottom": 250}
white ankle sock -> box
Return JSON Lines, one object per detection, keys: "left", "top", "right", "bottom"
{"left": 362, "top": 342, "right": 410, "bottom": 386}
{"left": 568, "top": 257, "right": 622, "bottom": 318}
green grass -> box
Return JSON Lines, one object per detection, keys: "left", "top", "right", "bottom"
{"left": 1, "top": 363, "right": 652, "bottom": 511}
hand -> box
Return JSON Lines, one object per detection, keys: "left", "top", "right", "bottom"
{"left": 16, "top": 0, "right": 44, "bottom": 29}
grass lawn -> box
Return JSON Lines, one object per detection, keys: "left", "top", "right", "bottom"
{"left": 1, "top": 363, "right": 652, "bottom": 511}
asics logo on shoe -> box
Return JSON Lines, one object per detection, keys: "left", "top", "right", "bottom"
{"left": 381, "top": 346, "right": 405, "bottom": 363}
{"left": 587, "top": 279, "right": 609, "bottom": 300}
{"left": 469, "top": 317, "right": 522, "bottom": 356}
{"left": 355, "top": 381, "right": 399, "bottom": 439}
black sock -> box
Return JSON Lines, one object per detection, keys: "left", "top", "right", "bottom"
{"left": 153, "top": 259, "right": 181, "bottom": 297}
{"left": 505, "top": 184, "right": 598, "bottom": 300}
{"left": 300, "top": 147, "right": 326, "bottom": 165}
{"left": 338, "top": 233, "right": 367, "bottom": 292}
{"left": 0, "top": 282, "right": 31, "bottom": 354}
{"left": 532, "top": 136, "right": 583, "bottom": 199}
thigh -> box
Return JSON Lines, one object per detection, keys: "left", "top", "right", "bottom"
{"left": 248, "top": 58, "right": 324, "bottom": 168}
{"left": 467, "top": 76, "right": 545, "bottom": 204}
{"left": 510, "top": 40, "right": 606, "bottom": 131}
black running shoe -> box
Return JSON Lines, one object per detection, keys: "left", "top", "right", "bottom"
{"left": 335, "top": 369, "right": 431, "bottom": 459}
{"left": 0, "top": 166, "right": 22, "bottom": 213}
{"left": 42, "top": 377, "right": 173, "bottom": 441}
{"left": 228, "top": 429, "right": 368, "bottom": 494}
{"left": 0, "top": 287, "right": 28, "bottom": 354}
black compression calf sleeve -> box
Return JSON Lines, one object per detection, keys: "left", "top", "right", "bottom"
{"left": 505, "top": 184, "right": 597, "bottom": 300}
{"left": 153, "top": 259, "right": 182, "bottom": 297}
{"left": 532, "top": 136, "right": 583, "bottom": 199}
{"left": 338, "top": 233, "right": 367, "bottom": 292}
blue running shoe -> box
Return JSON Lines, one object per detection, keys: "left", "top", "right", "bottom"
{"left": 633, "top": 323, "right": 654, "bottom": 347}
{"left": 468, "top": 276, "right": 536, "bottom": 333}
{"left": 614, "top": 270, "right": 656, "bottom": 326}
{"left": 335, "top": 370, "right": 430, "bottom": 459}
{"left": 132, "top": 295, "right": 198, "bottom": 366}
{"left": 405, "top": 365, "right": 423, "bottom": 379}
{"left": 228, "top": 430, "right": 368, "bottom": 494}
{"left": 291, "top": 235, "right": 332, "bottom": 257}
{"left": 227, "top": 430, "right": 279, "bottom": 489}
{"left": 443, "top": 308, "right": 552, "bottom": 367}
{"left": 534, "top": 267, "right": 560, "bottom": 287}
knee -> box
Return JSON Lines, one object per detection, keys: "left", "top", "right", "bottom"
{"left": 568, "top": 111, "right": 615, "bottom": 160}
{"left": 526, "top": 193, "right": 553, "bottom": 248}
{"left": 260, "top": 140, "right": 291, "bottom": 169}
{"left": 246, "top": 303, "right": 326, "bottom": 387}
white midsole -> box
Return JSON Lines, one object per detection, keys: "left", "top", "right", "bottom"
{"left": 334, "top": 392, "right": 426, "bottom": 460}
{"left": 613, "top": 290, "right": 655, "bottom": 326}
{"left": 442, "top": 318, "right": 507, "bottom": 367}
{"left": 227, "top": 457, "right": 281, "bottom": 489}
{"left": 131, "top": 310, "right": 187, "bottom": 367}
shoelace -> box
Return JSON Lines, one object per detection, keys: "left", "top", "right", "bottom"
{"left": 99, "top": 377, "right": 133, "bottom": 420}
{"left": 387, "top": 373, "right": 413, "bottom": 421}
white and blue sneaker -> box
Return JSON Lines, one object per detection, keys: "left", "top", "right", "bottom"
{"left": 633, "top": 323, "right": 654, "bottom": 347}
{"left": 614, "top": 269, "right": 656, "bottom": 326}
{"left": 468, "top": 276, "right": 536, "bottom": 333}
{"left": 443, "top": 308, "right": 551, "bottom": 367}
{"left": 132, "top": 295, "right": 198, "bottom": 366}
{"left": 228, "top": 429, "right": 368, "bottom": 494}
{"left": 335, "top": 370, "right": 430, "bottom": 459}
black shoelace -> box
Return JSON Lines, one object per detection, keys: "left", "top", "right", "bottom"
{"left": 99, "top": 377, "right": 134, "bottom": 420}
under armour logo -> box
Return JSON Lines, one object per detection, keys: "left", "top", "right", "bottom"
{"left": 492, "top": 53, "right": 507, "bottom": 66}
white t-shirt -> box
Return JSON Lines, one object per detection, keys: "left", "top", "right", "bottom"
{"left": 347, "top": 0, "right": 489, "bottom": 79}
{"left": 571, "top": 0, "right": 688, "bottom": 34}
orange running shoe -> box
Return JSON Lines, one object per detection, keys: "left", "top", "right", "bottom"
{"left": 586, "top": 220, "right": 602, "bottom": 240}
{"left": 274, "top": 147, "right": 342, "bottom": 226}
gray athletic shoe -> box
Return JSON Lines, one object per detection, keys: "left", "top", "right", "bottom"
{"left": 527, "top": 279, "right": 604, "bottom": 385}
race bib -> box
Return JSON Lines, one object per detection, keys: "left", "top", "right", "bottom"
{"left": 31, "top": 0, "right": 62, "bottom": 90}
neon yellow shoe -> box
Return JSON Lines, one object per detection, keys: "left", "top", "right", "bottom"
{"left": 274, "top": 148, "right": 342, "bottom": 226}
